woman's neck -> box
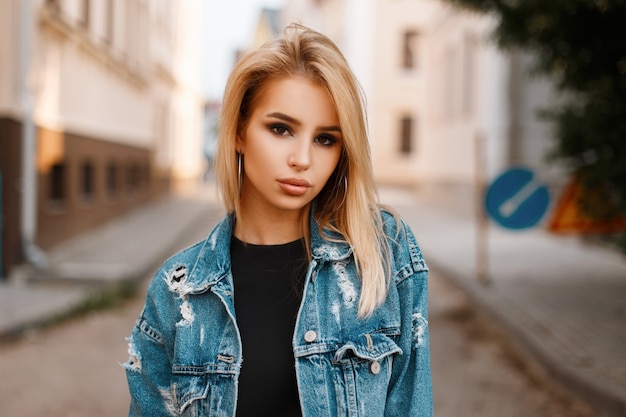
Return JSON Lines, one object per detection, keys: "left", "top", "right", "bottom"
{"left": 234, "top": 203, "right": 308, "bottom": 245}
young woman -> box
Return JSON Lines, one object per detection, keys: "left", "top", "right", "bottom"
{"left": 125, "top": 24, "right": 432, "bottom": 417}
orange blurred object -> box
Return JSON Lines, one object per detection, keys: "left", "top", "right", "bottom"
{"left": 548, "top": 174, "right": 625, "bottom": 234}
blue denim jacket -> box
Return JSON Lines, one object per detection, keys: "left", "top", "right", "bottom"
{"left": 125, "top": 210, "right": 432, "bottom": 416}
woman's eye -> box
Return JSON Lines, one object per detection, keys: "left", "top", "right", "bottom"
{"left": 269, "top": 124, "right": 291, "bottom": 136}
{"left": 315, "top": 135, "right": 338, "bottom": 147}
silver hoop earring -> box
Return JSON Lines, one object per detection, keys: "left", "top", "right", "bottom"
{"left": 237, "top": 153, "right": 243, "bottom": 198}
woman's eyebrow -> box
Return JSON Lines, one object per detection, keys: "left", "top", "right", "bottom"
{"left": 265, "top": 112, "right": 341, "bottom": 133}
{"left": 266, "top": 112, "right": 300, "bottom": 125}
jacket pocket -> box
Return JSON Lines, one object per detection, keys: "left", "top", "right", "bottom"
{"left": 331, "top": 332, "right": 402, "bottom": 416}
{"left": 169, "top": 371, "right": 209, "bottom": 416}
{"left": 169, "top": 369, "right": 239, "bottom": 417}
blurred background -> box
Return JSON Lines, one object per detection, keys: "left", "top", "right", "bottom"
{"left": 0, "top": 0, "right": 625, "bottom": 416}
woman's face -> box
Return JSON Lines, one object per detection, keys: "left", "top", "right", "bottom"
{"left": 237, "top": 76, "right": 343, "bottom": 219}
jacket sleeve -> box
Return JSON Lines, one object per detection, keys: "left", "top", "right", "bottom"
{"left": 124, "top": 271, "right": 178, "bottom": 417}
{"left": 384, "top": 215, "right": 433, "bottom": 417}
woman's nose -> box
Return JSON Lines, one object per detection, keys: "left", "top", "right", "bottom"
{"left": 288, "top": 140, "right": 311, "bottom": 169}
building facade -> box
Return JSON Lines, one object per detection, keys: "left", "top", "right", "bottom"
{"left": 0, "top": 0, "right": 206, "bottom": 277}
{"left": 280, "top": 0, "right": 563, "bottom": 187}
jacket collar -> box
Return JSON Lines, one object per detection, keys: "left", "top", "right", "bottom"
{"left": 185, "top": 214, "right": 234, "bottom": 291}
{"left": 186, "top": 206, "right": 353, "bottom": 290}
{"left": 309, "top": 209, "right": 353, "bottom": 262}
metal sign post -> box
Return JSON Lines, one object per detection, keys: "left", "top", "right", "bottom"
{"left": 475, "top": 132, "right": 490, "bottom": 284}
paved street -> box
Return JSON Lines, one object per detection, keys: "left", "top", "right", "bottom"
{"left": 429, "top": 270, "right": 594, "bottom": 417}
{"left": 0, "top": 268, "right": 595, "bottom": 416}
{"left": 0, "top": 292, "right": 139, "bottom": 417}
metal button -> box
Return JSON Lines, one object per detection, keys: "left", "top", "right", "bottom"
{"left": 304, "top": 330, "right": 317, "bottom": 343}
{"left": 370, "top": 361, "right": 381, "bottom": 375}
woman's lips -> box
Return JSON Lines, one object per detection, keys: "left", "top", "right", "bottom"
{"left": 277, "top": 178, "right": 311, "bottom": 196}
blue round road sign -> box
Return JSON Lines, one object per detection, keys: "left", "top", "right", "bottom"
{"left": 485, "top": 167, "right": 550, "bottom": 229}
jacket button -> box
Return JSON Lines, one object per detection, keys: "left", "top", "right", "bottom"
{"left": 304, "top": 330, "right": 317, "bottom": 343}
{"left": 370, "top": 361, "right": 381, "bottom": 375}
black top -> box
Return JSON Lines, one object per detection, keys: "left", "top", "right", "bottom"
{"left": 231, "top": 236, "right": 307, "bottom": 417}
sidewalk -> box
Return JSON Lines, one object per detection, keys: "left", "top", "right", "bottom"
{"left": 0, "top": 183, "right": 224, "bottom": 341}
{"left": 380, "top": 184, "right": 626, "bottom": 417}
{"left": 0, "top": 182, "right": 623, "bottom": 416}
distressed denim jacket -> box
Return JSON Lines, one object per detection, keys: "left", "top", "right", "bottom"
{"left": 125, "top": 209, "right": 432, "bottom": 417}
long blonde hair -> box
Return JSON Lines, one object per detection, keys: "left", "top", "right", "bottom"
{"left": 215, "top": 24, "right": 391, "bottom": 318}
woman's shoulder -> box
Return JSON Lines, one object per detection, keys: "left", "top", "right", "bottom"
{"left": 148, "top": 214, "right": 232, "bottom": 292}
{"left": 378, "top": 206, "right": 409, "bottom": 239}
{"left": 377, "top": 206, "right": 428, "bottom": 277}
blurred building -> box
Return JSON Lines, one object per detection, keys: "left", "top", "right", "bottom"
{"left": 251, "top": 7, "right": 283, "bottom": 49}
{"left": 280, "top": 0, "right": 563, "bottom": 186}
{"left": 0, "top": 0, "right": 206, "bottom": 277}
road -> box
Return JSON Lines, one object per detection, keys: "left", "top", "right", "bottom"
{"left": 428, "top": 270, "right": 595, "bottom": 417}
{"left": 0, "top": 266, "right": 596, "bottom": 417}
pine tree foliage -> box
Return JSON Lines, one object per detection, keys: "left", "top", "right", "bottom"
{"left": 445, "top": 0, "right": 626, "bottom": 248}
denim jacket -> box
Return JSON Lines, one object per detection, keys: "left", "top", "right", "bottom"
{"left": 125, "top": 209, "right": 432, "bottom": 416}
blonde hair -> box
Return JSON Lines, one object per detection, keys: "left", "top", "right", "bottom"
{"left": 215, "top": 24, "right": 391, "bottom": 318}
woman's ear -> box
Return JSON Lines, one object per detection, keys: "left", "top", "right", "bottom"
{"left": 236, "top": 135, "right": 244, "bottom": 154}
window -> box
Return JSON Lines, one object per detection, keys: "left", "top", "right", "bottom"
{"left": 125, "top": 0, "right": 144, "bottom": 65}
{"left": 81, "top": 161, "right": 95, "bottom": 201}
{"left": 399, "top": 116, "right": 415, "bottom": 155}
{"left": 402, "top": 30, "right": 419, "bottom": 70}
{"left": 104, "top": 0, "right": 114, "bottom": 44}
{"left": 126, "top": 161, "right": 140, "bottom": 193}
{"left": 49, "top": 162, "right": 66, "bottom": 202}
{"left": 106, "top": 161, "right": 118, "bottom": 198}
{"left": 46, "top": 0, "right": 60, "bottom": 13}
{"left": 142, "top": 163, "right": 150, "bottom": 189}
{"left": 80, "top": 0, "right": 91, "bottom": 29}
